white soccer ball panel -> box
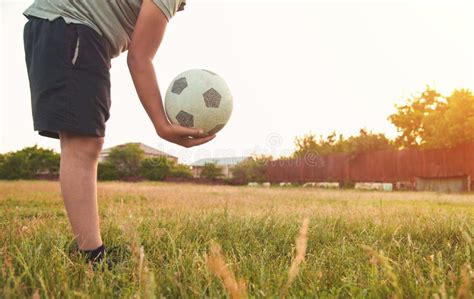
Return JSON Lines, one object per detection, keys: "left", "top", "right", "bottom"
{"left": 165, "top": 69, "right": 233, "bottom": 135}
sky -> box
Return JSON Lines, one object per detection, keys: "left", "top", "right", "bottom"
{"left": 0, "top": 0, "right": 473, "bottom": 163}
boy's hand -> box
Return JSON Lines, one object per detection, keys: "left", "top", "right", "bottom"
{"left": 158, "top": 123, "right": 216, "bottom": 148}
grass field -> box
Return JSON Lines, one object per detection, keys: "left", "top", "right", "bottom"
{"left": 0, "top": 181, "right": 473, "bottom": 298}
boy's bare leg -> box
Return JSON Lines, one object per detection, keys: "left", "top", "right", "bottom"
{"left": 59, "top": 131, "right": 103, "bottom": 251}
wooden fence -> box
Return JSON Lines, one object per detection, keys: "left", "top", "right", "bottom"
{"left": 266, "top": 141, "right": 474, "bottom": 184}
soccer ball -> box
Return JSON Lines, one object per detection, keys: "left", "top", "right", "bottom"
{"left": 164, "top": 69, "right": 233, "bottom": 136}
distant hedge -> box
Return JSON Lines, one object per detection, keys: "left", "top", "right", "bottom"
{"left": 140, "top": 157, "right": 170, "bottom": 181}
{"left": 97, "top": 144, "right": 191, "bottom": 181}
{"left": 0, "top": 145, "right": 60, "bottom": 180}
{"left": 231, "top": 156, "right": 271, "bottom": 184}
{"left": 200, "top": 163, "right": 223, "bottom": 180}
{"left": 0, "top": 144, "right": 192, "bottom": 181}
{"left": 97, "top": 162, "right": 119, "bottom": 181}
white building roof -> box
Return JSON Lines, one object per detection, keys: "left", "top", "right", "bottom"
{"left": 190, "top": 156, "right": 249, "bottom": 167}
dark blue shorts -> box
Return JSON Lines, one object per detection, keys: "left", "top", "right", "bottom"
{"left": 23, "top": 16, "right": 111, "bottom": 139}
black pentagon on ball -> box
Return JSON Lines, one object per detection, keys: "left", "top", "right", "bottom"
{"left": 175, "top": 110, "right": 194, "bottom": 128}
{"left": 208, "top": 124, "right": 225, "bottom": 135}
{"left": 203, "top": 88, "right": 222, "bottom": 108}
{"left": 171, "top": 77, "right": 188, "bottom": 95}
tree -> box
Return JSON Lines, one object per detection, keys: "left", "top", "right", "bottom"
{"left": 389, "top": 87, "right": 474, "bottom": 149}
{"left": 293, "top": 130, "right": 393, "bottom": 158}
{"left": 344, "top": 129, "right": 394, "bottom": 158}
{"left": 97, "top": 162, "right": 118, "bottom": 181}
{"left": 231, "top": 156, "right": 272, "bottom": 184}
{"left": 294, "top": 132, "right": 346, "bottom": 157}
{"left": 106, "top": 143, "right": 144, "bottom": 178}
{"left": 0, "top": 145, "right": 60, "bottom": 179}
{"left": 0, "top": 153, "right": 29, "bottom": 179}
{"left": 200, "top": 163, "right": 223, "bottom": 180}
{"left": 139, "top": 157, "right": 171, "bottom": 181}
{"left": 422, "top": 89, "right": 474, "bottom": 148}
{"left": 388, "top": 87, "right": 443, "bottom": 148}
{"left": 169, "top": 163, "right": 193, "bottom": 178}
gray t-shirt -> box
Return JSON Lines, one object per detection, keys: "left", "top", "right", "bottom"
{"left": 24, "top": 0, "right": 186, "bottom": 58}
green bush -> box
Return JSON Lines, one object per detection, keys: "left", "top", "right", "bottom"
{"left": 200, "top": 163, "right": 223, "bottom": 180}
{"left": 231, "top": 156, "right": 271, "bottom": 184}
{"left": 139, "top": 157, "right": 171, "bottom": 181}
{"left": 0, "top": 145, "right": 60, "bottom": 180}
{"left": 97, "top": 162, "right": 119, "bottom": 181}
{"left": 106, "top": 143, "right": 144, "bottom": 178}
{"left": 169, "top": 163, "right": 193, "bottom": 178}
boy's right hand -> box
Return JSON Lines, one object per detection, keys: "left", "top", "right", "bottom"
{"left": 157, "top": 123, "right": 216, "bottom": 148}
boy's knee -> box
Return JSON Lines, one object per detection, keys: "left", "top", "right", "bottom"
{"left": 60, "top": 132, "right": 104, "bottom": 161}
{"left": 84, "top": 138, "right": 104, "bottom": 160}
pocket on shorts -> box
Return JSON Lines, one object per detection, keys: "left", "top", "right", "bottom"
{"left": 71, "top": 36, "right": 80, "bottom": 66}
{"left": 66, "top": 25, "right": 80, "bottom": 67}
{"left": 69, "top": 24, "right": 111, "bottom": 80}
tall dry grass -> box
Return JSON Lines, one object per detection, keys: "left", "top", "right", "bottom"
{"left": 205, "top": 242, "right": 247, "bottom": 299}
{"left": 0, "top": 181, "right": 473, "bottom": 297}
{"left": 280, "top": 218, "right": 310, "bottom": 298}
{"left": 456, "top": 263, "right": 472, "bottom": 299}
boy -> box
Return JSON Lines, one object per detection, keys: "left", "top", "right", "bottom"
{"left": 23, "top": 0, "right": 215, "bottom": 263}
